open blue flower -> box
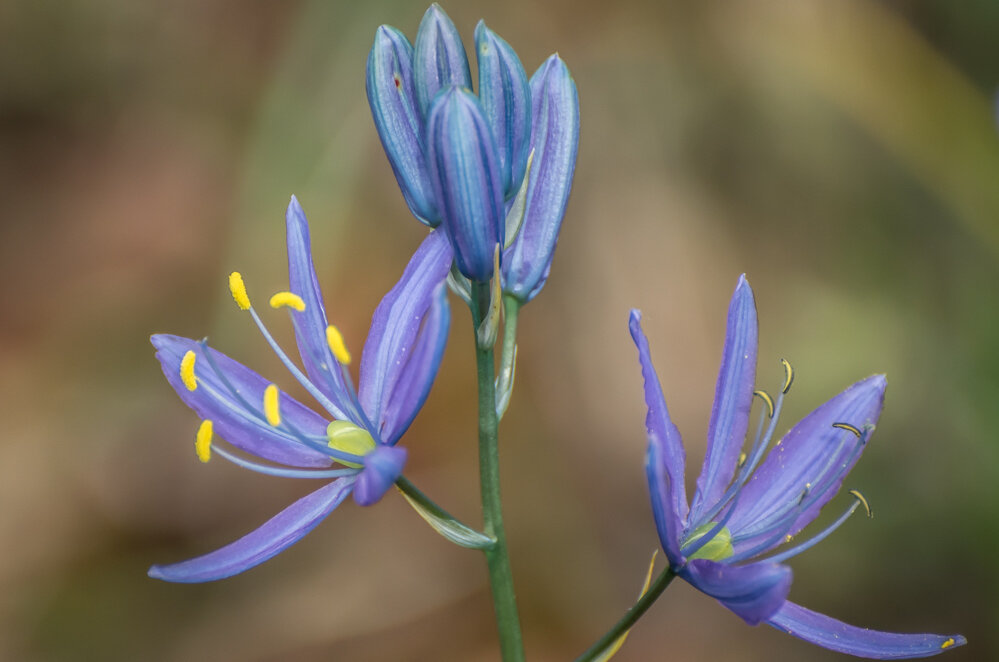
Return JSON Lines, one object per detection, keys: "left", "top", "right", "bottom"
{"left": 631, "top": 275, "right": 965, "bottom": 658}
{"left": 148, "top": 196, "right": 452, "bottom": 582}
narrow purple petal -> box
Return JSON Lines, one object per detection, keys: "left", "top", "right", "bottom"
{"left": 474, "top": 20, "right": 531, "bottom": 198}
{"left": 366, "top": 26, "right": 439, "bottom": 225}
{"left": 727, "top": 375, "right": 886, "bottom": 552}
{"left": 378, "top": 283, "right": 450, "bottom": 445}
{"left": 413, "top": 4, "right": 472, "bottom": 115}
{"left": 502, "top": 55, "right": 579, "bottom": 302}
{"left": 630, "top": 310, "right": 689, "bottom": 525}
{"left": 646, "top": 433, "right": 686, "bottom": 567}
{"left": 353, "top": 445, "right": 408, "bottom": 506}
{"left": 359, "top": 231, "right": 452, "bottom": 438}
{"left": 426, "top": 87, "right": 505, "bottom": 281}
{"left": 151, "top": 334, "right": 331, "bottom": 468}
{"left": 768, "top": 601, "right": 966, "bottom": 659}
{"left": 148, "top": 477, "right": 355, "bottom": 582}
{"left": 689, "top": 275, "right": 758, "bottom": 524}
{"left": 285, "top": 197, "right": 363, "bottom": 423}
{"left": 682, "top": 558, "right": 792, "bottom": 625}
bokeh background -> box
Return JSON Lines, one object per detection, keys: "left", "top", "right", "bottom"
{"left": 1, "top": 0, "right": 995, "bottom": 660}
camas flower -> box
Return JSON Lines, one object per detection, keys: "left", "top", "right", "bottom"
{"left": 368, "top": 4, "right": 573, "bottom": 284}
{"left": 630, "top": 275, "right": 965, "bottom": 658}
{"left": 148, "top": 196, "right": 452, "bottom": 582}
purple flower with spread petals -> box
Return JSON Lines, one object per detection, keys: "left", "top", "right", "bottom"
{"left": 148, "top": 196, "right": 452, "bottom": 582}
{"left": 631, "top": 275, "right": 965, "bottom": 658}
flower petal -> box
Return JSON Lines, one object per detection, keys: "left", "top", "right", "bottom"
{"left": 151, "top": 334, "right": 331, "bottom": 468}
{"left": 689, "top": 275, "right": 758, "bottom": 525}
{"left": 682, "top": 558, "right": 792, "bottom": 625}
{"left": 359, "top": 231, "right": 452, "bottom": 438}
{"left": 630, "top": 310, "right": 689, "bottom": 531}
{"left": 353, "top": 445, "right": 408, "bottom": 506}
{"left": 148, "top": 477, "right": 355, "bottom": 582}
{"left": 413, "top": 3, "right": 472, "bottom": 115}
{"left": 285, "top": 197, "right": 364, "bottom": 423}
{"left": 366, "top": 26, "right": 439, "bottom": 225}
{"left": 768, "top": 601, "right": 966, "bottom": 659}
{"left": 502, "top": 54, "right": 579, "bottom": 303}
{"left": 378, "top": 282, "right": 450, "bottom": 445}
{"left": 474, "top": 20, "right": 531, "bottom": 199}
{"left": 426, "top": 87, "right": 505, "bottom": 281}
{"left": 727, "top": 375, "right": 886, "bottom": 551}
{"left": 646, "top": 432, "right": 685, "bottom": 567}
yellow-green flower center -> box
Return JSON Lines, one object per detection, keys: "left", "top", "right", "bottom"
{"left": 327, "top": 420, "right": 376, "bottom": 468}
{"left": 684, "top": 521, "right": 735, "bottom": 562}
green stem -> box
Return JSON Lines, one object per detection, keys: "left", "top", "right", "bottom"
{"left": 574, "top": 567, "right": 677, "bottom": 662}
{"left": 472, "top": 282, "right": 526, "bottom": 662}
{"left": 495, "top": 295, "right": 521, "bottom": 420}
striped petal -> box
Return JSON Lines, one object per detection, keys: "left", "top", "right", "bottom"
{"left": 474, "top": 20, "right": 531, "bottom": 199}
{"left": 768, "top": 602, "right": 966, "bottom": 659}
{"left": 682, "top": 558, "right": 792, "bottom": 626}
{"left": 689, "top": 275, "right": 758, "bottom": 524}
{"left": 413, "top": 4, "right": 471, "bottom": 115}
{"left": 359, "top": 231, "right": 452, "bottom": 438}
{"left": 148, "top": 477, "right": 355, "bottom": 582}
{"left": 366, "top": 26, "right": 439, "bottom": 225}
{"left": 151, "top": 334, "right": 331, "bottom": 468}
{"left": 426, "top": 87, "right": 505, "bottom": 281}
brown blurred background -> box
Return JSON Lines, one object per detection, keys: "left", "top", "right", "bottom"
{"left": 0, "top": 0, "right": 995, "bottom": 660}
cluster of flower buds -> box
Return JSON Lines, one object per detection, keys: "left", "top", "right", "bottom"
{"left": 366, "top": 3, "right": 578, "bottom": 299}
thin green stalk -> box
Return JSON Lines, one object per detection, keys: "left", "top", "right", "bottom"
{"left": 472, "top": 281, "right": 526, "bottom": 662}
{"left": 574, "top": 567, "right": 676, "bottom": 662}
{"left": 495, "top": 295, "right": 521, "bottom": 420}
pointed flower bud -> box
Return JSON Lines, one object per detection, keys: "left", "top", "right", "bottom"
{"left": 426, "top": 87, "right": 505, "bottom": 281}
{"left": 366, "top": 25, "right": 439, "bottom": 226}
{"left": 413, "top": 4, "right": 472, "bottom": 116}
{"left": 474, "top": 20, "right": 531, "bottom": 200}
{"left": 502, "top": 55, "right": 579, "bottom": 302}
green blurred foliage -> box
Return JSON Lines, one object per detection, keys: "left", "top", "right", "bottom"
{"left": 0, "top": 0, "right": 995, "bottom": 660}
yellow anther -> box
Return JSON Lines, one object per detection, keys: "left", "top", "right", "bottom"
{"left": 180, "top": 350, "right": 198, "bottom": 391}
{"left": 326, "top": 325, "right": 352, "bottom": 365}
{"left": 849, "top": 489, "right": 873, "bottom": 518}
{"left": 327, "top": 420, "right": 375, "bottom": 468}
{"left": 269, "top": 291, "right": 306, "bottom": 312}
{"left": 263, "top": 384, "right": 281, "bottom": 426}
{"left": 780, "top": 358, "right": 794, "bottom": 394}
{"left": 229, "top": 272, "right": 251, "bottom": 310}
{"left": 737, "top": 451, "right": 747, "bottom": 469}
{"left": 195, "top": 420, "right": 213, "bottom": 463}
{"left": 833, "top": 422, "right": 862, "bottom": 438}
{"left": 941, "top": 638, "right": 955, "bottom": 649}
{"left": 754, "top": 389, "right": 775, "bottom": 418}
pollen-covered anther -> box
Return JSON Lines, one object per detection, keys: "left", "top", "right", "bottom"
{"left": 229, "top": 272, "right": 251, "bottom": 310}
{"left": 941, "top": 638, "right": 956, "bottom": 649}
{"left": 780, "top": 358, "right": 794, "bottom": 393}
{"left": 832, "top": 422, "right": 863, "bottom": 438}
{"left": 195, "top": 420, "right": 213, "bottom": 463}
{"left": 849, "top": 489, "right": 873, "bottom": 518}
{"left": 326, "top": 325, "right": 352, "bottom": 365}
{"left": 180, "top": 350, "right": 198, "bottom": 391}
{"left": 269, "top": 291, "right": 306, "bottom": 312}
{"left": 737, "top": 451, "right": 747, "bottom": 469}
{"left": 754, "top": 389, "right": 775, "bottom": 418}
{"left": 263, "top": 384, "right": 281, "bottom": 426}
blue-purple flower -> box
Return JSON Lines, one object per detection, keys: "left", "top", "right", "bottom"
{"left": 148, "top": 197, "right": 452, "bottom": 582}
{"left": 631, "top": 275, "right": 965, "bottom": 658}
{"left": 367, "top": 4, "right": 542, "bottom": 282}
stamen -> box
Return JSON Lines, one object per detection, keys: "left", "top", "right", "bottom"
{"left": 754, "top": 389, "right": 775, "bottom": 418}
{"left": 736, "top": 451, "right": 747, "bottom": 469}
{"left": 211, "top": 444, "right": 359, "bottom": 479}
{"left": 195, "top": 419, "right": 213, "bottom": 463}
{"left": 264, "top": 384, "right": 281, "bottom": 426}
{"left": 941, "top": 639, "right": 955, "bottom": 649}
{"left": 269, "top": 291, "right": 306, "bottom": 312}
{"left": 229, "top": 272, "right": 251, "bottom": 310}
{"left": 180, "top": 350, "right": 198, "bottom": 391}
{"left": 832, "top": 422, "right": 862, "bottom": 437}
{"left": 849, "top": 489, "right": 873, "bottom": 518}
{"left": 780, "top": 358, "right": 794, "bottom": 393}
{"left": 326, "top": 325, "right": 352, "bottom": 365}
{"left": 761, "top": 497, "right": 862, "bottom": 564}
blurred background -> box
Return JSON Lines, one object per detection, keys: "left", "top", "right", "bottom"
{"left": 1, "top": 0, "right": 995, "bottom": 659}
